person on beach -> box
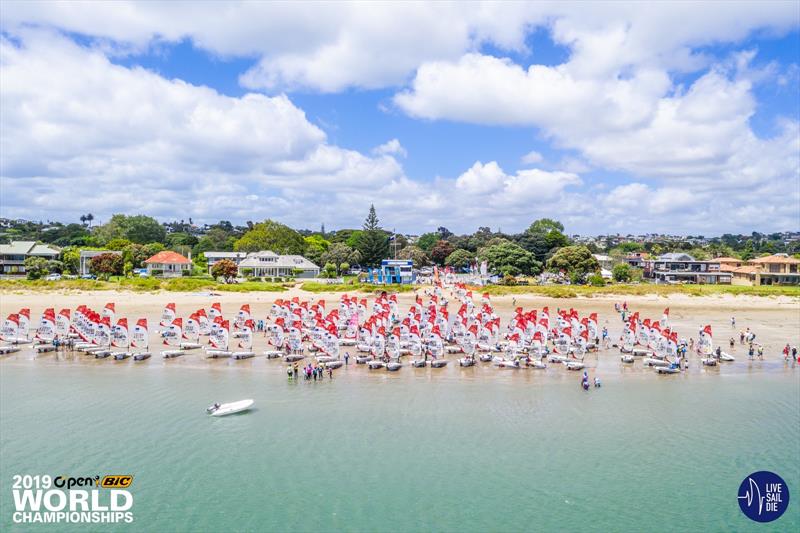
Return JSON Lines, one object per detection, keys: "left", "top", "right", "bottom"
{"left": 328, "top": 367, "right": 333, "bottom": 379}
{"left": 729, "top": 338, "right": 735, "bottom": 349}
{"left": 748, "top": 344, "right": 754, "bottom": 359}
{"left": 792, "top": 347, "right": 798, "bottom": 366}
{"left": 740, "top": 331, "right": 745, "bottom": 344}
{"left": 757, "top": 345, "right": 764, "bottom": 359}
{"left": 731, "top": 317, "right": 735, "bottom": 327}
{"left": 344, "top": 353, "right": 349, "bottom": 365}
{"left": 293, "top": 363, "right": 299, "bottom": 379}
{"left": 287, "top": 366, "right": 293, "bottom": 379}
{"left": 312, "top": 366, "right": 317, "bottom": 381}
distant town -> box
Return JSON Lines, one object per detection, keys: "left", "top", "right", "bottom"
{"left": 1, "top": 211, "right": 798, "bottom": 287}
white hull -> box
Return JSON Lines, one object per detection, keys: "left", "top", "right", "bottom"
{"left": 316, "top": 355, "right": 336, "bottom": 363}
{"left": 133, "top": 352, "right": 151, "bottom": 361}
{"left": 180, "top": 342, "right": 202, "bottom": 350}
{"left": 458, "top": 358, "right": 475, "bottom": 367}
{"left": 207, "top": 399, "right": 254, "bottom": 417}
{"left": 367, "top": 360, "right": 385, "bottom": 369}
{"left": 206, "top": 350, "right": 232, "bottom": 358}
{"left": 322, "top": 360, "right": 344, "bottom": 369}
{"left": 643, "top": 358, "right": 669, "bottom": 368}
{"left": 564, "top": 361, "right": 585, "bottom": 370}
{"left": 719, "top": 352, "right": 735, "bottom": 362}
{"left": 232, "top": 351, "right": 255, "bottom": 359}
{"left": 162, "top": 350, "right": 185, "bottom": 358}
{"left": 264, "top": 350, "right": 283, "bottom": 359}
{"left": 36, "top": 345, "right": 56, "bottom": 353}
{"left": 656, "top": 366, "right": 680, "bottom": 374}
{"left": 284, "top": 354, "right": 305, "bottom": 362}
{"left": 112, "top": 352, "right": 132, "bottom": 360}
{"left": 621, "top": 354, "right": 635, "bottom": 363}
{"left": 411, "top": 359, "right": 427, "bottom": 367}
{"left": 430, "top": 359, "right": 448, "bottom": 368}
{"left": 355, "top": 355, "right": 371, "bottom": 364}
{"left": 0, "top": 345, "right": 21, "bottom": 354}
{"left": 386, "top": 362, "right": 402, "bottom": 371}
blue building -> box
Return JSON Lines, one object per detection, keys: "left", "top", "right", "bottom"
{"left": 367, "top": 259, "right": 415, "bottom": 284}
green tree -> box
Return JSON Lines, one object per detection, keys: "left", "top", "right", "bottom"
{"left": 105, "top": 238, "right": 132, "bottom": 250}
{"left": 303, "top": 235, "right": 330, "bottom": 265}
{"left": 89, "top": 253, "right": 123, "bottom": 279}
{"left": 167, "top": 232, "right": 198, "bottom": 248}
{"left": 479, "top": 241, "right": 542, "bottom": 275}
{"left": 445, "top": 249, "right": 474, "bottom": 270}
{"left": 430, "top": 239, "right": 455, "bottom": 265}
{"left": 547, "top": 245, "right": 600, "bottom": 283}
{"left": 320, "top": 243, "right": 361, "bottom": 273}
{"left": 210, "top": 259, "right": 238, "bottom": 282}
{"left": 95, "top": 214, "right": 166, "bottom": 245}
{"left": 397, "top": 245, "right": 430, "bottom": 267}
{"left": 46, "top": 260, "right": 64, "bottom": 274}
{"left": 612, "top": 263, "right": 632, "bottom": 282}
{"left": 416, "top": 232, "right": 439, "bottom": 251}
{"left": 193, "top": 228, "right": 235, "bottom": 255}
{"left": 59, "top": 246, "right": 81, "bottom": 274}
{"left": 356, "top": 205, "right": 389, "bottom": 267}
{"left": 517, "top": 218, "right": 570, "bottom": 263}
{"left": 234, "top": 220, "right": 305, "bottom": 254}
{"left": 587, "top": 273, "right": 605, "bottom": 286}
{"left": 24, "top": 257, "right": 49, "bottom": 279}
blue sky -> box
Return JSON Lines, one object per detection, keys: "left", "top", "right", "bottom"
{"left": 1, "top": 2, "right": 798, "bottom": 235}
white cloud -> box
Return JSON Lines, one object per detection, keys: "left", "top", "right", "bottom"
{"left": 373, "top": 139, "right": 407, "bottom": 158}
{"left": 520, "top": 151, "right": 543, "bottom": 165}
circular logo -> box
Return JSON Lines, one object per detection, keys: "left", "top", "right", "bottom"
{"left": 738, "top": 471, "right": 790, "bottom": 522}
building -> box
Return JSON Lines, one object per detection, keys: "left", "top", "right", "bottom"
{"left": 0, "top": 241, "right": 59, "bottom": 276}
{"left": 723, "top": 254, "right": 800, "bottom": 286}
{"left": 367, "top": 259, "right": 416, "bottom": 284}
{"left": 79, "top": 250, "right": 122, "bottom": 276}
{"left": 235, "top": 251, "right": 319, "bottom": 278}
{"left": 624, "top": 252, "right": 650, "bottom": 268}
{"left": 645, "top": 253, "right": 731, "bottom": 284}
{"left": 144, "top": 251, "right": 192, "bottom": 277}
{"left": 204, "top": 251, "right": 247, "bottom": 273}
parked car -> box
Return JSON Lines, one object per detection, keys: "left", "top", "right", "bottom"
{"left": 80, "top": 274, "right": 96, "bottom": 280}
{"left": 44, "top": 273, "right": 62, "bottom": 281}
{"left": 138, "top": 271, "right": 149, "bottom": 278}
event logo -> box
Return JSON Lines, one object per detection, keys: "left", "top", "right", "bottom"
{"left": 11, "top": 474, "right": 134, "bottom": 524}
{"left": 737, "top": 471, "right": 790, "bottom": 523}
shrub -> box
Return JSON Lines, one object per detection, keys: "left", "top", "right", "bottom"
{"left": 501, "top": 274, "right": 518, "bottom": 286}
{"left": 150, "top": 269, "right": 163, "bottom": 277}
{"left": 612, "top": 263, "right": 632, "bottom": 282}
{"left": 587, "top": 273, "right": 606, "bottom": 286}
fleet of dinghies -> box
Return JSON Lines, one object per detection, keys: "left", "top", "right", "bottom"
{"left": 0, "top": 288, "right": 743, "bottom": 376}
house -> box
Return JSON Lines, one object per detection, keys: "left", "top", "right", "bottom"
{"left": 645, "top": 253, "right": 731, "bottom": 284}
{"left": 0, "top": 241, "right": 59, "bottom": 276}
{"left": 236, "top": 251, "right": 319, "bottom": 278}
{"left": 728, "top": 254, "right": 800, "bottom": 286}
{"left": 80, "top": 250, "right": 123, "bottom": 276}
{"left": 624, "top": 252, "right": 649, "bottom": 268}
{"left": 204, "top": 251, "right": 247, "bottom": 273}
{"left": 144, "top": 251, "right": 192, "bottom": 278}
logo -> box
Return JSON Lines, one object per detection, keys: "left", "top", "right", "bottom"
{"left": 100, "top": 475, "right": 133, "bottom": 488}
{"left": 738, "top": 471, "right": 790, "bottom": 522}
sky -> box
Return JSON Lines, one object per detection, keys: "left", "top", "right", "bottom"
{"left": 1, "top": 1, "right": 799, "bottom": 236}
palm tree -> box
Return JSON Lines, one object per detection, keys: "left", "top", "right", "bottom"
{"left": 80, "top": 215, "right": 87, "bottom": 226}
{"left": 86, "top": 213, "right": 94, "bottom": 227}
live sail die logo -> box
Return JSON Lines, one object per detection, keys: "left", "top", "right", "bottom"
{"left": 11, "top": 474, "right": 134, "bottom": 524}
{"left": 737, "top": 471, "right": 790, "bottom": 523}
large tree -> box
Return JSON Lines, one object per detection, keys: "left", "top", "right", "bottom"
{"left": 444, "top": 249, "right": 474, "bottom": 270}
{"left": 211, "top": 259, "right": 238, "bottom": 282}
{"left": 416, "top": 232, "right": 439, "bottom": 252}
{"left": 94, "top": 214, "right": 166, "bottom": 245}
{"left": 517, "top": 218, "right": 570, "bottom": 262}
{"left": 430, "top": 239, "right": 455, "bottom": 265}
{"left": 89, "top": 253, "right": 123, "bottom": 279}
{"left": 234, "top": 220, "right": 305, "bottom": 254}
{"left": 303, "top": 235, "right": 330, "bottom": 266}
{"left": 356, "top": 205, "right": 389, "bottom": 267}
{"left": 479, "top": 241, "right": 542, "bottom": 276}
{"left": 547, "top": 245, "right": 600, "bottom": 282}
{"left": 320, "top": 243, "right": 362, "bottom": 273}
{"left": 397, "top": 245, "right": 430, "bottom": 267}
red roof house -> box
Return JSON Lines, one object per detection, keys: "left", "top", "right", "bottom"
{"left": 144, "top": 251, "right": 192, "bottom": 277}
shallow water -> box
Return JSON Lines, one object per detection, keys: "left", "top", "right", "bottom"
{"left": 1, "top": 358, "right": 798, "bottom": 532}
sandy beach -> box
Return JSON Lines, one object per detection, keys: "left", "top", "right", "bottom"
{"left": 2, "top": 288, "right": 798, "bottom": 380}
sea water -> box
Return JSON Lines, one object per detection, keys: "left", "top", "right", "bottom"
{"left": 1, "top": 361, "right": 798, "bottom": 532}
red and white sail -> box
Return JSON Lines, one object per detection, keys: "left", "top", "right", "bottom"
{"left": 235, "top": 304, "right": 251, "bottom": 330}
{"left": 131, "top": 318, "right": 149, "bottom": 349}
{"left": 163, "top": 318, "right": 182, "bottom": 346}
{"left": 208, "top": 302, "right": 222, "bottom": 319}
{"left": 95, "top": 316, "right": 112, "bottom": 346}
{"left": 160, "top": 303, "right": 176, "bottom": 327}
{"left": 1, "top": 313, "right": 20, "bottom": 341}
{"left": 102, "top": 302, "right": 116, "bottom": 321}
{"left": 112, "top": 318, "right": 129, "bottom": 348}
{"left": 56, "top": 309, "right": 71, "bottom": 337}
{"left": 184, "top": 314, "right": 200, "bottom": 341}
{"left": 17, "top": 308, "right": 30, "bottom": 339}
{"left": 35, "top": 308, "right": 56, "bottom": 342}
{"left": 210, "top": 319, "right": 229, "bottom": 350}
{"left": 238, "top": 319, "right": 253, "bottom": 349}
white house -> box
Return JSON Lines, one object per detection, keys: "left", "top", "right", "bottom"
{"left": 0, "top": 241, "right": 59, "bottom": 276}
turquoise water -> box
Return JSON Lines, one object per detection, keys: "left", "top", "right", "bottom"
{"left": 1, "top": 361, "right": 798, "bottom": 532}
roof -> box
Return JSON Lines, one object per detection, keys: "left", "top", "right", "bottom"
{"left": 751, "top": 254, "right": 800, "bottom": 265}
{"left": 657, "top": 253, "right": 695, "bottom": 262}
{"left": 239, "top": 253, "right": 318, "bottom": 270}
{"left": 731, "top": 266, "right": 760, "bottom": 275}
{"left": 714, "top": 257, "right": 741, "bottom": 263}
{"left": 204, "top": 251, "right": 246, "bottom": 259}
{"left": 80, "top": 250, "right": 122, "bottom": 258}
{"left": 0, "top": 240, "right": 59, "bottom": 256}
{"left": 144, "top": 251, "right": 191, "bottom": 264}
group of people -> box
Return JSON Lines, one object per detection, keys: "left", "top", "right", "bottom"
{"left": 783, "top": 344, "right": 799, "bottom": 365}
{"left": 287, "top": 362, "right": 333, "bottom": 381}
{"left": 581, "top": 370, "right": 601, "bottom": 391}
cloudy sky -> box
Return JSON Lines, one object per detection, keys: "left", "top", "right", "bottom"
{"left": 1, "top": 1, "right": 798, "bottom": 235}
